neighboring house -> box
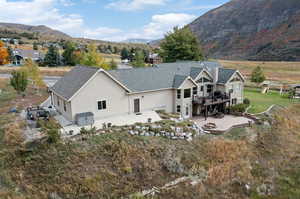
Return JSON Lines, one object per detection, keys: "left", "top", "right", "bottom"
{"left": 12, "top": 49, "right": 44, "bottom": 65}
{"left": 147, "top": 53, "right": 162, "bottom": 64}
{"left": 50, "top": 61, "right": 245, "bottom": 124}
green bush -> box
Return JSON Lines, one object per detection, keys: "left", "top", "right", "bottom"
{"left": 230, "top": 104, "right": 248, "bottom": 113}
{"left": 243, "top": 98, "right": 250, "bottom": 105}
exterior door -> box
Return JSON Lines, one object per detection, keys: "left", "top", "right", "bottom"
{"left": 134, "top": 98, "right": 140, "bottom": 113}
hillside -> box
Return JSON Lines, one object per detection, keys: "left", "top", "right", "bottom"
{"left": 189, "top": 0, "right": 300, "bottom": 61}
{"left": 0, "top": 22, "right": 71, "bottom": 41}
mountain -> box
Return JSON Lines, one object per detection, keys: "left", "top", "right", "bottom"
{"left": 189, "top": 0, "right": 300, "bottom": 61}
{"left": 122, "top": 38, "right": 152, "bottom": 44}
{"left": 0, "top": 22, "right": 71, "bottom": 41}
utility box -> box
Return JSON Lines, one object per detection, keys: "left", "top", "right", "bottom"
{"left": 75, "top": 112, "right": 94, "bottom": 126}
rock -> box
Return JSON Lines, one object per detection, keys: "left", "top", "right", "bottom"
{"left": 145, "top": 132, "right": 150, "bottom": 136}
{"left": 187, "top": 137, "right": 193, "bottom": 142}
{"left": 49, "top": 193, "right": 62, "bottom": 199}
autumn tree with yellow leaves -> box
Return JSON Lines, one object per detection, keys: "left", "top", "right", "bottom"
{"left": 22, "top": 59, "right": 44, "bottom": 92}
{"left": 80, "top": 44, "right": 110, "bottom": 70}
{"left": 0, "top": 41, "right": 9, "bottom": 65}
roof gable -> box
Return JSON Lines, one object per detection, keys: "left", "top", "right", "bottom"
{"left": 217, "top": 68, "right": 237, "bottom": 84}
{"left": 51, "top": 66, "right": 99, "bottom": 100}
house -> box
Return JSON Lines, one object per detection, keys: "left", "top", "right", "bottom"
{"left": 50, "top": 61, "right": 245, "bottom": 125}
{"left": 147, "top": 53, "right": 162, "bottom": 64}
{"left": 12, "top": 49, "right": 44, "bottom": 65}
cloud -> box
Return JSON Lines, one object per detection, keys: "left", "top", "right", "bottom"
{"left": 84, "top": 13, "right": 196, "bottom": 42}
{"left": 0, "top": 0, "right": 83, "bottom": 36}
{"left": 107, "top": 0, "right": 168, "bottom": 11}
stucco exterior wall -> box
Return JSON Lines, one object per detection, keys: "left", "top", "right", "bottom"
{"left": 52, "top": 93, "right": 72, "bottom": 121}
{"left": 71, "top": 72, "right": 130, "bottom": 121}
{"left": 128, "top": 89, "right": 174, "bottom": 114}
{"left": 224, "top": 73, "right": 244, "bottom": 104}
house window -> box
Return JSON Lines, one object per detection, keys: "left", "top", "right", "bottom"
{"left": 232, "top": 98, "right": 237, "bottom": 105}
{"left": 98, "top": 100, "right": 107, "bottom": 110}
{"left": 177, "top": 90, "right": 181, "bottom": 99}
{"left": 184, "top": 89, "right": 191, "bottom": 98}
{"left": 63, "top": 101, "right": 67, "bottom": 112}
{"left": 207, "top": 85, "right": 213, "bottom": 93}
{"left": 200, "top": 86, "right": 204, "bottom": 92}
{"left": 177, "top": 105, "right": 181, "bottom": 113}
{"left": 57, "top": 96, "right": 60, "bottom": 106}
{"left": 193, "top": 87, "right": 197, "bottom": 95}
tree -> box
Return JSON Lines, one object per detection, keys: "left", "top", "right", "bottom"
{"left": 109, "top": 59, "right": 118, "bottom": 70}
{"left": 251, "top": 66, "right": 266, "bottom": 85}
{"left": 22, "top": 59, "right": 44, "bottom": 91}
{"left": 0, "top": 41, "right": 9, "bottom": 65}
{"left": 160, "top": 26, "right": 204, "bottom": 62}
{"left": 80, "top": 44, "right": 110, "bottom": 70}
{"left": 62, "top": 41, "right": 76, "bottom": 66}
{"left": 44, "top": 45, "right": 60, "bottom": 67}
{"left": 121, "top": 48, "right": 129, "bottom": 60}
{"left": 7, "top": 46, "right": 14, "bottom": 63}
{"left": 10, "top": 70, "right": 28, "bottom": 93}
{"left": 132, "top": 50, "right": 145, "bottom": 67}
{"left": 33, "top": 42, "right": 38, "bottom": 50}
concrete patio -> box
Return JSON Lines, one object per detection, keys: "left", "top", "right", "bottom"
{"left": 192, "top": 115, "right": 253, "bottom": 132}
{"left": 60, "top": 111, "right": 162, "bottom": 137}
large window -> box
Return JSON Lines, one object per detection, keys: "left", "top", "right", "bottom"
{"left": 63, "top": 101, "right": 67, "bottom": 112}
{"left": 177, "top": 105, "right": 181, "bottom": 113}
{"left": 98, "top": 100, "right": 107, "bottom": 110}
{"left": 193, "top": 87, "right": 197, "bottom": 95}
{"left": 207, "top": 85, "right": 213, "bottom": 93}
{"left": 177, "top": 90, "right": 181, "bottom": 99}
{"left": 184, "top": 89, "right": 191, "bottom": 98}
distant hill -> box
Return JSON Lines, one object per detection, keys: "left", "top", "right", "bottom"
{"left": 0, "top": 22, "right": 71, "bottom": 41}
{"left": 189, "top": 0, "right": 300, "bottom": 61}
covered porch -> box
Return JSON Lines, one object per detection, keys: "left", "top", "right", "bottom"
{"left": 192, "top": 91, "right": 231, "bottom": 120}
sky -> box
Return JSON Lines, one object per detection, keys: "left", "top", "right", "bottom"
{"left": 0, "top": 0, "right": 230, "bottom": 42}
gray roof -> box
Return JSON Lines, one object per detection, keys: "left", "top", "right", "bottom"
{"left": 51, "top": 61, "right": 237, "bottom": 100}
{"left": 51, "top": 66, "right": 98, "bottom": 100}
{"left": 13, "top": 49, "right": 43, "bottom": 60}
{"left": 217, "top": 68, "right": 236, "bottom": 84}
{"left": 173, "top": 75, "right": 189, "bottom": 89}
{"left": 108, "top": 61, "right": 208, "bottom": 92}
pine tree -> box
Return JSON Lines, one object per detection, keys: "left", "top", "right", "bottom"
{"left": 160, "top": 26, "right": 204, "bottom": 62}
{"left": 251, "top": 66, "right": 266, "bottom": 85}
{"left": 10, "top": 70, "right": 28, "bottom": 93}
{"left": 62, "top": 41, "right": 76, "bottom": 66}
{"left": 121, "top": 48, "right": 129, "bottom": 60}
{"left": 44, "top": 45, "right": 60, "bottom": 67}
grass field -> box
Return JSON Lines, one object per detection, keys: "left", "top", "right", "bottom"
{"left": 220, "top": 60, "right": 300, "bottom": 83}
{"left": 244, "top": 88, "right": 299, "bottom": 114}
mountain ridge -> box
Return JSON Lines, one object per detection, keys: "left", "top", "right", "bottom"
{"left": 188, "top": 0, "right": 300, "bottom": 61}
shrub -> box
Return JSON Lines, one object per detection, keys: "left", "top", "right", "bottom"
{"left": 230, "top": 104, "right": 248, "bottom": 113}
{"left": 243, "top": 98, "right": 250, "bottom": 105}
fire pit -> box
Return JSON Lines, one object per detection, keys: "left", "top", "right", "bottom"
{"left": 203, "top": 123, "right": 217, "bottom": 129}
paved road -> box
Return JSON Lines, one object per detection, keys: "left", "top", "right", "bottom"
{"left": 0, "top": 73, "right": 61, "bottom": 87}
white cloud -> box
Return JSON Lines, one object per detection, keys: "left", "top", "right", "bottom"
{"left": 84, "top": 13, "right": 196, "bottom": 42}
{"left": 0, "top": 0, "right": 83, "bottom": 36}
{"left": 107, "top": 0, "right": 168, "bottom": 11}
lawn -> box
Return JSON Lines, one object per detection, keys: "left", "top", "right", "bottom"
{"left": 219, "top": 60, "right": 300, "bottom": 83}
{"left": 244, "top": 88, "right": 299, "bottom": 114}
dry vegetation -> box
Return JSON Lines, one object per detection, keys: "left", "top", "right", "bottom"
{"left": 220, "top": 60, "right": 300, "bottom": 83}
{"left": 0, "top": 78, "right": 300, "bottom": 199}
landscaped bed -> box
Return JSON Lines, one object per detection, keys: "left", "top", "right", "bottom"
{"left": 244, "top": 87, "right": 299, "bottom": 114}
